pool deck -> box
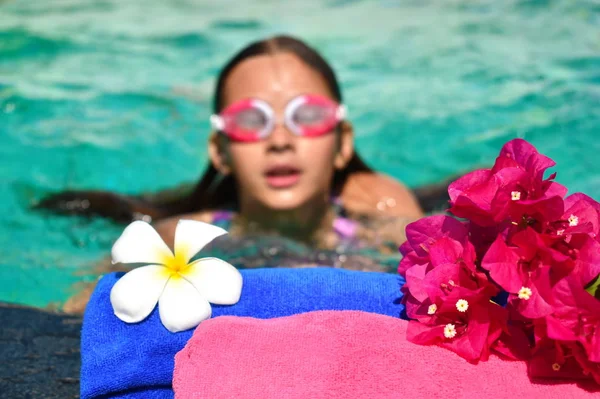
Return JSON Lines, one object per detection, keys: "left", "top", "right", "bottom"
{"left": 0, "top": 302, "right": 81, "bottom": 398}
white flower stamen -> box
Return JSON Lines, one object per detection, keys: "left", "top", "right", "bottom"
{"left": 456, "top": 299, "right": 469, "bottom": 312}
{"left": 428, "top": 304, "right": 437, "bottom": 315}
{"left": 568, "top": 214, "right": 579, "bottom": 227}
{"left": 511, "top": 191, "right": 521, "bottom": 201}
{"left": 444, "top": 323, "right": 457, "bottom": 339}
{"left": 518, "top": 287, "right": 532, "bottom": 300}
{"left": 556, "top": 229, "right": 565, "bottom": 236}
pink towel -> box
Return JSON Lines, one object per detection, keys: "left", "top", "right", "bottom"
{"left": 173, "top": 311, "right": 599, "bottom": 398}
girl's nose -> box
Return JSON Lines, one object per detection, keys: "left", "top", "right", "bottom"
{"left": 265, "top": 119, "right": 295, "bottom": 153}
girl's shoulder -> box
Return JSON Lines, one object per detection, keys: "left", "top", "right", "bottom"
{"left": 340, "top": 172, "right": 424, "bottom": 219}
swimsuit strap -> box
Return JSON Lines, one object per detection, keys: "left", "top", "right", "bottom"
{"left": 211, "top": 210, "right": 235, "bottom": 224}
{"left": 331, "top": 196, "right": 358, "bottom": 239}
{"left": 210, "top": 210, "right": 235, "bottom": 231}
{"left": 332, "top": 216, "right": 358, "bottom": 239}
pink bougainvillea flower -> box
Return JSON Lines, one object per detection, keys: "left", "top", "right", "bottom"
{"left": 482, "top": 226, "right": 592, "bottom": 288}
{"left": 513, "top": 267, "right": 555, "bottom": 319}
{"left": 405, "top": 260, "right": 489, "bottom": 321}
{"left": 510, "top": 228, "right": 575, "bottom": 283}
{"left": 481, "top": 231, "right": 556, "bottom": 318}
{"left": 572, "top": 341, "right": 600, "bottom": 384}
{"left": 493, "top": 323, "right": 532, "bottom": 361}
{"left": 398, "top": 215, "right": 469, "bottom": 276}
{"left": 558, "top": 235, "right": 600, "bottom": 287}
{"left": 563, "top": 193, "right": 600, "bottom": 233}
{"left": 488, "top": 158, "right": 567, "bottom": 228}
{"left": 402, "top": 215, "right": 469, "bottom": 257}
{"left": 398, "top": 239, "right": 413, "bottom": 260}
{"left": 421, "top": 262, "right": 494, "bottom": 303}
{"left": 427, "top": 236, "right": 477, "bottom": 271}
{"left": 398, "top": 249, "right": 429, "bottom": 278}
{"left": 449, "top": 138, "right": 567, "bottom": 228}
{"left": 531, "top": 320, "right": 600, "bottom": 384}
{"left": 481, "top": 235, "right": 524, "bottom": 293}
{"left": 401, "top": 232, "right": 485, "bottom": 320}
{"left": 492, "top": 138, "right": 556, "bottom": 180}
{"left": 403, "top": 244, "right": 504, "bottom": 364}
{"left": 490, "top": 178, "right": 566, "bottom": 228}
{"left": 529, "top": 338, "right": 597, "bottom": 383}
{"left": 466, "top": 221, "right": 510, "bottom": 258}
{"left": 399, "top": 138, "right": 600, "bottom": 384}
{"left": 403, "top": 262, "right": 432, "bottom": 306}
{"left": 448, "top": 169, "right": 499, "bottom": 226}
{"left": 406, "top": 286, "right": 507, "bottom": 363}
{"left": 545, "top": 275, "right": 600, "bottom": 363}
{"left": 540, "top": 208, "right": 600, "bottom": 288}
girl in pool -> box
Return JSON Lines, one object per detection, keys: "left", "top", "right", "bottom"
{"left": 40, "top": 35, "right": 436, "bottom": 251}
{"left": 154, "top": 35, "right": 425, "bottom": 248}
{"left": 46, "top": 35, "right": 453, "bottom": 313}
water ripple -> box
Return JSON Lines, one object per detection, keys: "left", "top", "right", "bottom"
{"left": 1, "top": 0, "right": 599, "bottom": 307}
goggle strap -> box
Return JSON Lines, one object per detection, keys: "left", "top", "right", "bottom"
{"left": 210, "top": 114, "right": 225, "bottom": 131}
{"left": 336, "top": 105, "right": 347, "bottom": 120}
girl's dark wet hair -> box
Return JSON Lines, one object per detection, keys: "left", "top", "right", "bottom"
{"left": 36, "top": 35, "right": 374, "bottom": 222}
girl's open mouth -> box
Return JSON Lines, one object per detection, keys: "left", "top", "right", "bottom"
{"left": 264, "top": 166, "right": 302, "bottom": 188}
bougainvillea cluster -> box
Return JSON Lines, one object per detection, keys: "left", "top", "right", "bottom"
{"left": 399, "top": 138, "right": 600, "bottom": 384}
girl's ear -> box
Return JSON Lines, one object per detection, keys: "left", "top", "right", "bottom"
{"left": 334, "top": 121, "right": 354, "bottom": 170}
{"left": 208, "top": 133, "right": 231, "bottom": 175}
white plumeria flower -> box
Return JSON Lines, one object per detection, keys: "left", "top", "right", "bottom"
{"left": 109, "top": 220, "right": 242, "bottom": 333}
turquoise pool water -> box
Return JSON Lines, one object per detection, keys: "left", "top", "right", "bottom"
{"left": 1, "top": 0, "right": 599, "bottom": 308}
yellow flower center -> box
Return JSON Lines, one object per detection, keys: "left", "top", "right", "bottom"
{"left": 161, "top": 251, "right": 190, "bottom": 276}
{"left": 511, "top": 191, "right": 521, "bottom": 201}
{"left": 518, "top": 287, "right": 532, "bottom": 300}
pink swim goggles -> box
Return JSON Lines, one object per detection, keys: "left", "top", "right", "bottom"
{"left": 210, "top": 94, "right": 347, "bottom": 142}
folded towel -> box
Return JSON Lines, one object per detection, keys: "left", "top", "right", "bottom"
{"left": 174, "top": 310, "right": 599, "bottom": 399}
{"left": 81, "top": 267, "right": 404, "bottom": 399}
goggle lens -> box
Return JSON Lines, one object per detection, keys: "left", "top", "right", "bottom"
{"left": 234, "top": 108, "right": 269, "bottom": 131}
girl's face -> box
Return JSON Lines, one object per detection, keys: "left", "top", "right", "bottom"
{"left": 210, "top": 52, "right": 353, "bottom": 212}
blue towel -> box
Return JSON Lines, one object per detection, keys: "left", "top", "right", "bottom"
{"left": 81, "top": 267, "right": 405, "bottom": 399}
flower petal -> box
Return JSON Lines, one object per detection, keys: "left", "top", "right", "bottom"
{"left": 174, "top": 220, "right": 228, "bottom": 264}
{"left": 405, "top": 215, "right": 468, "bottom": 257}
{"left": 110, "top": 265, "right": 169, "bottom": 323}
{"left": 158, "top": 277, "right": 212, "bottom": 333}
{"left": 181, "top": 258, "right": 242, "bottom": 305}
{"left": 481, "top": 236, "right": 523, "bottom": 293}
{"left": 112, "top": 221, "right": 172, "bottom": 265}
